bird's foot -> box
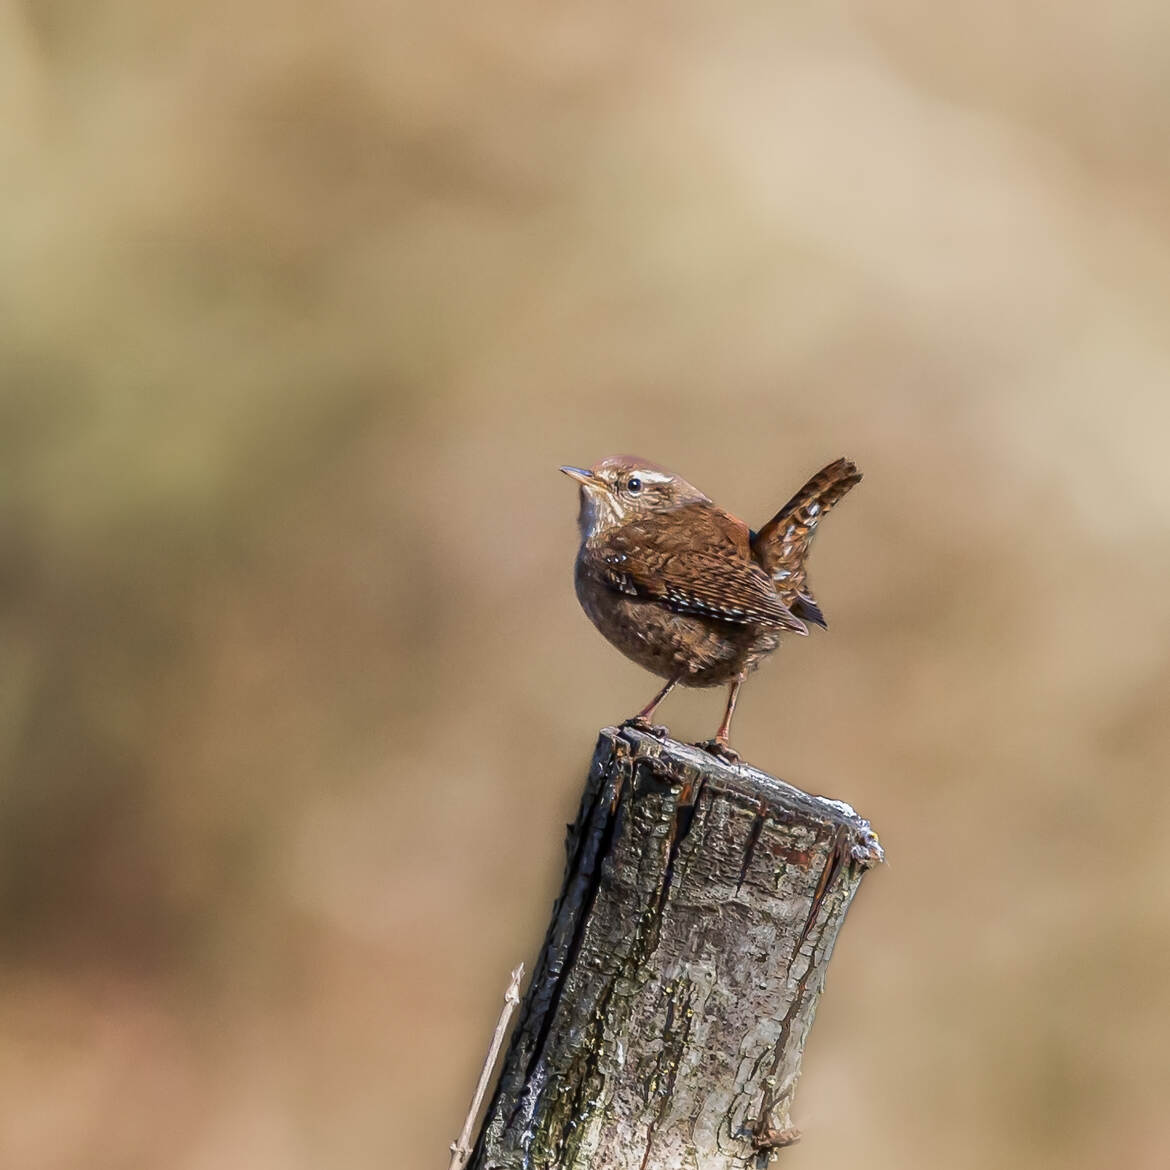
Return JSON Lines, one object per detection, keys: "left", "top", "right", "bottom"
{"left": 621, "top": 716, "right": 670, "bottom": 740}
{"left": 696, "top": 738, "right": 740, "bottom": 763}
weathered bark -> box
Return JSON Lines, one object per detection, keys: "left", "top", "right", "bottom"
{"left": 468, "top": 725, "right": 882, "bottom": 1170}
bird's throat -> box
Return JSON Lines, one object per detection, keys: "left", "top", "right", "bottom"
{"left": 577, "top": 486, "right": 623, "bottom": 541}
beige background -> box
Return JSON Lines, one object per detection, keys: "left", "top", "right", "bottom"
{"left": 2, "top": 3, "right": 1169, "bottom": 1168}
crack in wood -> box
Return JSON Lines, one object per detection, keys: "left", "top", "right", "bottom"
{"left": 735, "top": 801, "right": 769, "bottom": 895}
{"left": 797, "top": 823, "right": 853, "bottom": 951}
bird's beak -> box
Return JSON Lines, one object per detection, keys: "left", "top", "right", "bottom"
{"left": 560, "top": 466, "right": 594, "bottom": 486}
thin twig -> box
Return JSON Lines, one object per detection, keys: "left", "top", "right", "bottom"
{"left": 448, "top": 963, "right": 525, "bottom": 1170}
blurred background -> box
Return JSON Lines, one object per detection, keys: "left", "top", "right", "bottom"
{"left": 2, "top": 2, "right": 1169, "bottom": 1168}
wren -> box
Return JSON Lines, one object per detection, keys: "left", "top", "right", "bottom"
{"left": 561, "top": 455, "right": 861, "bottom": 760}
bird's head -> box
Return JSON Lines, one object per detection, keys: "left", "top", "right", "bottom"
{"left": 560, "top": 455, "right": 708, "bottom": 540}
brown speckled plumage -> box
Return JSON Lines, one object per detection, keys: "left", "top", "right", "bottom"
{"left": 562, "top": 455, "right": 861, "bottom": 758}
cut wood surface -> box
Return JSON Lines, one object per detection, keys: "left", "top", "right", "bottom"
{"left": 468, "top": 725, "right": 882, "bottom": 1170}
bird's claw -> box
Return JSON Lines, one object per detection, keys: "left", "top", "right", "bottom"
{"left": 696, "top": 739, "right": 740, "bottom": 763}
{"left": 621, "top": 716, "right": 670, "bottom": 740}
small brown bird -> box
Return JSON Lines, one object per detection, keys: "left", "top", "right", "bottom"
{"left": 562, "top": 455, "right": 861, "bottom": 759}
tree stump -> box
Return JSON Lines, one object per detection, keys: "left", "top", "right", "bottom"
{"left": 468, "top": 725, "right": 882, "bottom": 1170}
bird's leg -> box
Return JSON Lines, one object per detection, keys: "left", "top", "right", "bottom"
{"left": 622, "top": 675, "right": 680, "bottom": 739}
{"left": 698, "top": 675, "right": 745, "bottom": 762}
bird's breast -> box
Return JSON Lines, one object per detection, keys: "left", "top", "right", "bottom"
{"left": 573, "top": 551, "right": 780, "bottom": 686}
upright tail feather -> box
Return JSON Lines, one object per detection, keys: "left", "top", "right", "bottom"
{"left": 750, "top": 457, "right": 862, "bottom": 624}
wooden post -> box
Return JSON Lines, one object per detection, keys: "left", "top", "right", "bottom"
{"left": 467, "top": 725, "right": 882, "bottom": 1170}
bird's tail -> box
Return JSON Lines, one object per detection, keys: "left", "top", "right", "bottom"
{"left": 750, "top": 457, "right": 862, "bottom": 627}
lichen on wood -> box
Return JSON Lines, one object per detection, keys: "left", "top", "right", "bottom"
{"left": 468, "top": 726, "right": 882, "bottom": 1170}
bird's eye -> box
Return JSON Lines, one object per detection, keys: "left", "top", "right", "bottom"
{"left": 626, "top": 477, "right": 642, "bottom": 494}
